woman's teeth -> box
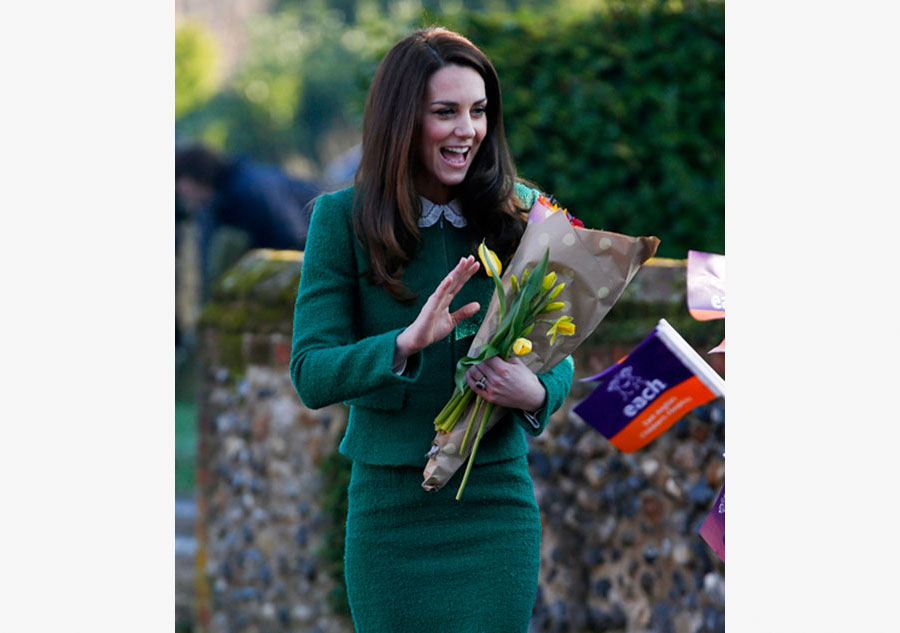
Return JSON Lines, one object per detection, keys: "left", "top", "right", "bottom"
{"left": 441, "top": 147, "right": 468, "bottom": 165}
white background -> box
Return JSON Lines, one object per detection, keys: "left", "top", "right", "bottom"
{"left": 2, "top": 2, "right": 899, "bottom": 631}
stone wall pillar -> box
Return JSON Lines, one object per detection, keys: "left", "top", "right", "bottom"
{"left": 194, "top": 250, "right": 354, "bottom": 633}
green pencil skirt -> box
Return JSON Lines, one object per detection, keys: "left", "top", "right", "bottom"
{"left": 344, "top": 455, "right": 542, "bottom": 633}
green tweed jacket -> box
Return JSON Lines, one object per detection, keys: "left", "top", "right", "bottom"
{"left": 290, "top": 184, "right": 574, "bottom": 467}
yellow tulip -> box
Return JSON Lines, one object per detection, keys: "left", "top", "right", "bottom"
{"left": 540, "top": 301, "right": 565, "bottom": 314}
{"left": 557, "top": 321, "right": 575, "bottom": 335}
{"left": 547, "top": 315, "right": 575, "bottom": 345}
{"left": 512, "top": 338, "right": 533, "bottom": 355}
{"left": 542, "top": 271, "right": 557, "bottom": 291}
{"left": 510, "top": 274, "right": 519, "bottom": 293}
{"left": 548, "top": 282, "right": 566, "bottom": 300}
{"left": 478, "top": 242, "right": 502, "bottom": 278}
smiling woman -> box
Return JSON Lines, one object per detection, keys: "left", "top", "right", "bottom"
{"left": 416, "top": 64, "right": 488, "bottom": 203}
{"left": 289, "top": 26, "right": 574, "bottom": 633}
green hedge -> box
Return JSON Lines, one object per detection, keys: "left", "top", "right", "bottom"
{"left": 177, "top": 1, "right": 723, "bottom": 256}
{"left": 451, "top": 3, "right": 724, "bottom": 258}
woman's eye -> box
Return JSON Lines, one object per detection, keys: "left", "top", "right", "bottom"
{"left": 435, "top": 108, "right": 454, "bottom": 116}
{"left": 472, "top": 107, "right": 487, "bottom": 117}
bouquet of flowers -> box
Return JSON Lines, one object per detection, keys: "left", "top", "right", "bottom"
{"left": 423, "top": 195, "right": 660, "bottom": 498}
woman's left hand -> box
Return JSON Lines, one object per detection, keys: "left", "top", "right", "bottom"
{"left": 465, "top": 356, "right": 546, "bottom": 411}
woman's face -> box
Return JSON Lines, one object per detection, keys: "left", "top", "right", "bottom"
{"left": 416, "top": 64, "right": 488, "bottom": 204}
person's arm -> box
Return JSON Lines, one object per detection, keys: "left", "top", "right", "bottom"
{"left": 290, "top": 192, "right": 482, "bottom": 410}
{"left": 289, "top": 193, "right": 422, "bottom": 409}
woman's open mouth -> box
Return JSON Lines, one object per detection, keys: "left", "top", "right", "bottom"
{"left": 440, "top": 146, "right": 470, "bottom": 168}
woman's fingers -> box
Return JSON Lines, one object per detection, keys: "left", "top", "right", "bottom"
{"left": 409, "top": 256, "right": 482, "bottom": 350}
{"left": 480, "top": 356, "right": 508, "bottom": 381}
{"left": 468, "top": 356, "right": 544, "bottom": 409}
{"left": 466, "top": 360, "right": 496, "bottom": 393}
{"left": 450, "top": 301, "right": 480, "bottom": 325}
{"left": 432, "top": 256, "right": 478, "bottom": 312}
{"left": 445, "top": 256, "right": 479, "bottom": 295}
{"left": 465, "top": 367, "right": 482, "bottom": 391}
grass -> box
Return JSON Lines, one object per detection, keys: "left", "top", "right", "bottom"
{"left": 176, "top": 343, "right": 200, "bottom": 496}
{"left": 175, "top": 399, "right": 197, "bottom": 495}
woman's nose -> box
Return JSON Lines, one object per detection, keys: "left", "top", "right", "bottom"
{"left": 455, "top": 115, "right": 475, "bottom": 138}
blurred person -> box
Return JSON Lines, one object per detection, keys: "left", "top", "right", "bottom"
{"left": 289, "top": 27, "right": 574, "bottom": 632}
{"left": 175, "top": 144, "right": 320, "bottom": 298}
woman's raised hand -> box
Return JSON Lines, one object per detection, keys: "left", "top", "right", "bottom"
{"left": 395, "top": 256, "right": 481, "bottom": 359}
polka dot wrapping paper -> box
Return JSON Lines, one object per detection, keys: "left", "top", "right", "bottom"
{"left": 423, "top": 195, "right": 660, "bottom": 492}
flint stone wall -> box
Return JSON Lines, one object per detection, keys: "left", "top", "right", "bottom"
{"left": 194, "top": 250, "right": 725, "bottom": 633}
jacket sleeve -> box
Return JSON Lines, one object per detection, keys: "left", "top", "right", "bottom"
{"left": 512, "top": 355, "right": 574, "bottom": 437}
{"left": 289, "top": 192, "right": 423, "bottom": 410}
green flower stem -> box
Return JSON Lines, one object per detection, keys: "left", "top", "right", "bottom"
{"left": 433, "top": 389, "right": 463, "bottom": 429}
{"left": 530, "top": 287, "right": 554, "bottom": 314}
{"left": 451, "top": 388, "right": 475, "bottom": 424}
{"left": 459, "top": 395, "right": 483, "bottom": 454}
{"left": 455, "top": 400, "right": 494, "bottom": 501}
{"left": 435, "top": 388, "right": 473, "bottom": 432}
{"left": 494, "top": 274, "right": 507, "bottom": 321}
{"left": 439, "top": 389, "right": 463, "bottom": 417}
{"left": 480, "top": 240, "right": 507, "bottom": 319}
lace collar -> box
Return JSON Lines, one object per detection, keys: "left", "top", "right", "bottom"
{"left": 418, "top": 196, "right": 467, "bottom": 228}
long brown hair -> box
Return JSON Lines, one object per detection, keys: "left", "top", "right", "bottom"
{"left": 353, "top": 26, "right": 530, "bottom": 303}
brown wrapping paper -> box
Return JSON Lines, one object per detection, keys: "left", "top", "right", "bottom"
{"left": 422, "top": 206, "right": 659, "bottom": 492}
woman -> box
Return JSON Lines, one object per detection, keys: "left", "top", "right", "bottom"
{"left": 290, "top": 27, "right": 574, "bottom": 632}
